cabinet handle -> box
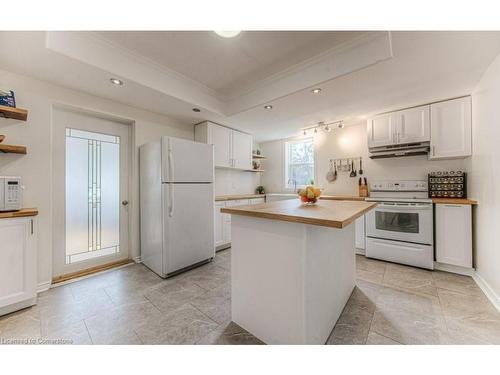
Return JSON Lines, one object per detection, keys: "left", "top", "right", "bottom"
{"left": 30, "top": 219, "right": 33, "bottom": 235}
{"left": 432, "top": 146, "right": 436, "bottom": 156}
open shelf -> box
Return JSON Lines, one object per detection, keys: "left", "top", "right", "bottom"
{"left": 252, "top": 154, "right": 266, "bottom": 159}
{"left": 0, "top": 144, "right": 27, "bottom": 154}
{"left": 0, "top": 105, "right": 28, "bottom": 121}
{"left": 245, "top": 169, "right": 265, "bottom": 173}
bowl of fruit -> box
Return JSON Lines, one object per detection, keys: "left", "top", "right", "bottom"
{"left": 298, "top": 185, "right": 321, "bottom": 205}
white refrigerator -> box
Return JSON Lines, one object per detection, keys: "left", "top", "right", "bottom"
{"left": 140, "top": 136, "right": 215, "bottom": 278}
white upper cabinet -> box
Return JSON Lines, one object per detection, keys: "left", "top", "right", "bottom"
{"left": 398, "top": 105, "right": 430, "bottom": 144}
{"left": 195, "top": 121, "right": 253, "bottom": 170}
{"left": 367, "top": 105, "right": 430, "bottom": 149}
{"left": 231, "top": 131, "right": 253, "bottom": 170}
{"left": 367, "top": 112, "right": 397, "bottom": 148}
{"left": 430, "top": 97, "right": 472, "bottom": 159}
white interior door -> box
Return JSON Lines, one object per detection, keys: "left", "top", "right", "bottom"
{"left": 52, "top": 107, "right": 130, "bottom": 277}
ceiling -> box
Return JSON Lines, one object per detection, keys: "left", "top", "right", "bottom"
{"left": 0, "top": 31, "right": 500, "bottom": 142}
{"left": 95, "top": 31, "right": 366, "bottom": 98}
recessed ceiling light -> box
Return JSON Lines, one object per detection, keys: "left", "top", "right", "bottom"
{"left": 214, "top": 31, "right": 241, "bottom": 38}
{"left": 311, "top": 88, "right": 322, "bottom": 94}
{"left": 110, "top": 78, "right": 123, "bottom": 86}
{"left": 264, "top": 105, "right": 273, "bottom": 110}
{"left": 192, "top": 108, "right": 201, "bottom": 112}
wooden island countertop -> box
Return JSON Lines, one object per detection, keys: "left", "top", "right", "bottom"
{"left": 221, "top": 199, "right": 377, "bottom": 229}
{"left": 0, "top": 208, "right": 38, "bottom": 219}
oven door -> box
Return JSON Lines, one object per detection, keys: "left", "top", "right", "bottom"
{"left": 366, "top": 202, "right": 433, "bottom": 245}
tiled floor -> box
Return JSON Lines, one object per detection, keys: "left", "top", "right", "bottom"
{"left": 1, "top": 250, "right": 499, "bottom": 344}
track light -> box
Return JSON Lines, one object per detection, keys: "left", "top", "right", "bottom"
{"left": 338, "top": 123, "right": 345, "bottom": 129}
{"left": 325, "top": 125, "right": 331, "bottom": 132}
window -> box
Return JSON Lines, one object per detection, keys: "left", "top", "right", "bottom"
{"left": 285, "top": 138, "right": 314, "bottom": 189}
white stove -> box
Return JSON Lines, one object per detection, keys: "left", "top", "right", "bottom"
{"left": 365, "top": 180, "right": 434, "bottom": 269}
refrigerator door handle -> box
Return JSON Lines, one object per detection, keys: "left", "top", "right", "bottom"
{"left": 169, "top": 184, "right": 174, "bottom": 217}
{"left": 168, "top": 144, "right": 175, "bottom": 217}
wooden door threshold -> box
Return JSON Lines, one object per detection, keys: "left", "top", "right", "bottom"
{"left": 52, "top": 259, "right": 132, "bottom": 284}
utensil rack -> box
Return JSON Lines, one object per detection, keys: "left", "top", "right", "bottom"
{"left": 328, "top": 157, "right": 362, "bottom": 173}
{"left": 329, "top": 156, "right": 362, "bottom": 164}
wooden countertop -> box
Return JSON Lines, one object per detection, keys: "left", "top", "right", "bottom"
{"left": 320, "top": 195, "right": 366, "bottom": 201}
{"left": 0, "top": 208, "right": 38, "bottom": 219}
{"left": 221, "top": 199, "right": 377, "bottom": 229}
{"left": 432, "top": 198, "right": 478, "bottom": 205}
{"left": 215, "top": 194, "right": 266, "bottom": 201}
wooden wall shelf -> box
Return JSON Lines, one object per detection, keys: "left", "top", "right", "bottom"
{"left": 0, "top": 105, "right": 28, "bottom": 121}
{"left": 0, "top": 144, "right": 27, "bottom": 154}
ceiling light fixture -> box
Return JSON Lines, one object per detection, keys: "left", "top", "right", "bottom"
{"left": 300, "top": 120, "right": 343, "bottom": 135}
{"left": 311, "top": 88, "right": 322, "bottom": 94}
{"left": 110, "top": 78, "right": 123, "bottom": 86}
{"left": 214, "top": 31, "right": 241, "bottom": 38}
{"left": 192, "top": 108, "right": 201, "bottom": 112}
{"left": 264, "top": 105, "right": 273, "bottom": 110}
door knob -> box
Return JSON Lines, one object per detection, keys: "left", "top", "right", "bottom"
{"left": 122, "top": 200, "right": 129, "bottom": 206}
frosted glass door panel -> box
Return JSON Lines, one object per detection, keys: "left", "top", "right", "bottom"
{"left": 65, "top": 128, "right": 120, "bottom": 264}
{"left": 100, "top": 141, "right": 120, "bottom": 249}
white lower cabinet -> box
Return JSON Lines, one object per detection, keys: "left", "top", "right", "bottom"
{"left": 435, "top": 204, "right": 472, "bottom": 268}
{"left": 0, "top": 217, "right": 37, "bottom": 316}
{"left": 214, "top": 202, "right": 225, "bottom": 248}
{"left": 355, "top": 215, "right": 365, "bottom": 253}
{"left": 215, "top": 198, "right": 255, "bottom": 250}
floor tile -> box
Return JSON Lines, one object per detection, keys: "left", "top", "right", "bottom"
{"left": 382, "top": 263, "right": 437, "bottom": 297}
{"left": 366, "top": 331, "right": 401, "bottom": 345}
{"left": 145, "top": 279, "right": 207, "bottom": 313}
{"left": 189, "top": 287, "right": 231, "bottom": 324}
{"left": 437, "top": 288, "right": 497, "bottom": 319}
{"left": 356, "top": 255, "right": 387, "bottom": 275}
{"left": 196, "top": 321, "right": 264, "bottom": 345}
{"left": 432, "top": 271, "right": 483, "bottom": 297}
{"left": 134, "top": 304, "right": 218, "bottom": 344}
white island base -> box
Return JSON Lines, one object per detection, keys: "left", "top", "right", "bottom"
{"left": 231, "top": 215, "right": 356, "bottom": 345}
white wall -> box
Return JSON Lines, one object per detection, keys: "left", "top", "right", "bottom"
{"left": 0, "top": 69, "right": 193, "bottom": 286}
{"left": 467, "top": 52, "right": 500, "bottom": 302}
{"left": 261, "top": 123, "right": 466, "bottom": 195}
{"left": 214, "top": 169, "right": 261, "bottom": 196}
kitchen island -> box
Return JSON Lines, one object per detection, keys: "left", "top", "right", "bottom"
{"left": 221, "top": 199, "right": 377, "bottom": 344}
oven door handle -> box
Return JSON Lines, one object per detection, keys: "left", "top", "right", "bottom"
{"left": 377, "top": 204, "right": 432, "bottom": 210}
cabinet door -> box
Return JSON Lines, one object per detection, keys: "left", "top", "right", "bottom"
{"left": 0, "top": 218, "right": 37, "bottom": 310}
{"left": 355, "top": 215, "right": 365, "bottom": 250}
{"left": 430, "top": 97, "right": 472, "bottom": 159}
{"left": 249, "top": 198, "right": 265, "bottom": 204}
{"left": 214, "top": 202, "right": 225, "bottom": 247}
{"left": 210, "top": 123, "right": 232, "bottom": 168}
{"left": 398, "top": 105, "right": 430, "bottom": 144}
{"left": 367, "top": 113, "right": 398, "bottom": 148}
{"left": 232, "top": 131, "right": 253, "bottom": 170}
{"left": 435, "top": 204, "right": 472, "bottom": 268}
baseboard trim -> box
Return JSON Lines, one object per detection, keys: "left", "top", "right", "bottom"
{"left": 355, "top": 248, "right": 366, "bottom": 256}
{"left": 473, "top": 272, "right": 500, "bottom": 313}
{"left": 434, "top": 262, "right": 474, "bottom": 276}
{"left": 133, "top": 255, "right": 142, "bottom": 263}
{"left": 37, "top": 281, "right": 52, "bottom": 293}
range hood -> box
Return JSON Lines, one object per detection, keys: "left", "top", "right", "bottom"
{"left": 369, "top": 142, "right": 430, "bottom": 159}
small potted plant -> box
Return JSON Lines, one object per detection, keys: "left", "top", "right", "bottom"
{"left": 256, "top": 185, "right": 265, "bottom": 194}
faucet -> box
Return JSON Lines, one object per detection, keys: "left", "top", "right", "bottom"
{"left": 288, "top": 178, "right": 297, "bottom": 192}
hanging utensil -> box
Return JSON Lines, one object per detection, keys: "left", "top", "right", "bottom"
{"left": 334, "top": 161, "right": 337, "bottom": 180}
{"left": 326, "top": 160, "right": 335, "bottom": 182}
{"left": 358, "top": 158, "right": 363, "bottom": 175}
{"left": 350, "top": 160, "right": 357, "bottom": 177}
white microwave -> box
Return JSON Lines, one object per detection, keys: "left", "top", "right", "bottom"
{"left": 0, "top": 176, "right": 22, "bottom": 211}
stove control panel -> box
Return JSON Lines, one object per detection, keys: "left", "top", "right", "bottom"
{"left": 370, "top": 180, "right": 428, "bottom": 192}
